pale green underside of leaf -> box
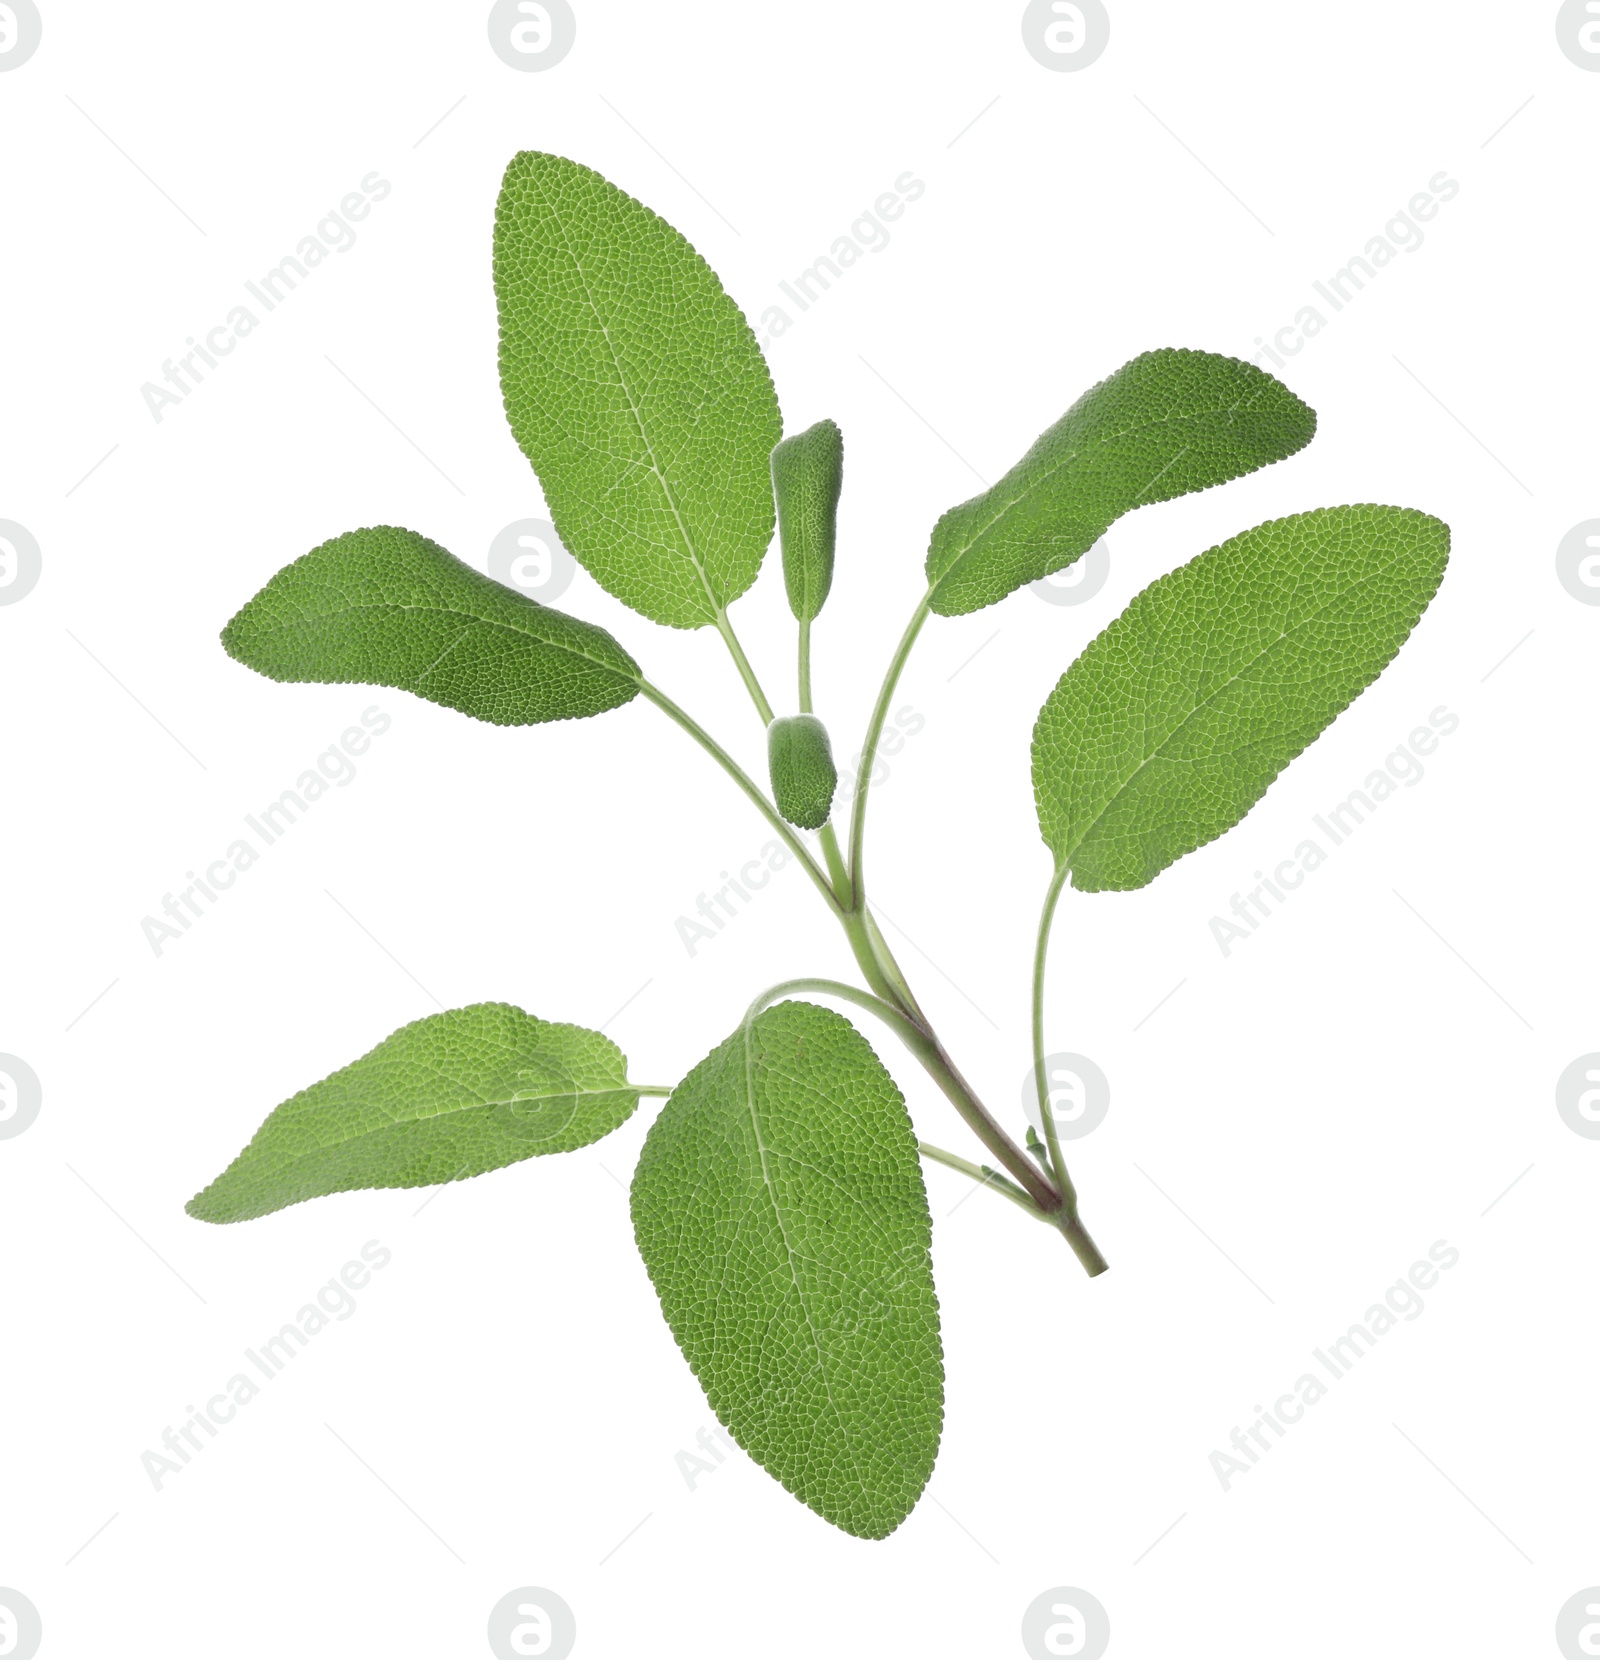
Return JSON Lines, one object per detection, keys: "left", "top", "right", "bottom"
{"left": 768, "top": 714, "right": 838, "bottom": 830}
{"left": 494, "top": 151, "right": 781, "bottom": 629}
{"left": 772, "top": 418, "right": 843, "bottom": 622}
{"left": 222, "top": 525, "right": 640, "bottom": 725}
{"left": 188, "top": 1003, "right": 640, "bottom": 1224}
{"left": 925, "top": 348, "right": 1317, "bottom": 616}
{"left": 631, "top": 1001, "right": 942, "bottom": 1540}
{"left": 1033, "top": 505, "right": 1449, "bottom": 892}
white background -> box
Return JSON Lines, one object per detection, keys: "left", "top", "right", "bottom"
{"left": 2, "top": 3, "right": 1596, "bottom": 1656}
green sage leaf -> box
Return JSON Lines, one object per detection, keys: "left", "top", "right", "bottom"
{"left": 1032, "top": 504, "right": 1449, "bottom": 892}
{"left": 767, "top": 714, "right": 838, "bottom": 829}
{"left": 188, "top": 1003, "right": 642, "bottom": 1224}
{"left": 772, "top": 418, "right": 843, "bottom": 622}
{"left": 926, "top": 348, "right": 1316, "bottom": 616}
{"left": 494, "top": 151, "right": 781, "bottom": 629}
{"left": 222, "top": 525, "right": 640, "bottom": 725}
{"left": 631, "top": 1000, "right": 942, "bottom": 1539}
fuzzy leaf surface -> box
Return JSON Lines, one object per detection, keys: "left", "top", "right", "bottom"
{"left": 1033, "top": 505, "right": 1449, "bottom": 891}
{"left": 767, "top": 714, "right": 838, "bottom": 829}
{"left": 188, "top": 1004, "right": 640, "bottom": 1223}
{"left": 222, "top": 526, "right": 639, "bottom": 725}
{"left": 772, "top": 418, "right": 843, "bottom": 621}
{"left": 926, "top": 349, "right": 1316, "bottom": 616}
{"left": 494, "top": 151, "right": 781, "bottom": 628}
{"left": 631, "top": 1000, "right": 942, "bottom": 1539}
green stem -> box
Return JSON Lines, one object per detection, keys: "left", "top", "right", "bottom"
{"left": 641, "top": 590, "right": 1106, "bottom": 1270}
{"left": 909, "top": 1021, "right": 1063, "bottom": 1214}
{"left": 1058, "top": 1209, "right": 1108, "bottom": 1277}
{"left": 742, "top": 976, "right": 925, "bottom": 1049}
{"left": 638, "top": 678, "right": 840, "bottom": 915}
{"left": 714, "top": 609, "right": 775, "bottom": 725}
{"left": 1031, "top": 866, "right": 1109, "bottom": 1277}
{"left": 634, "top": 1085, "right": 676, "bottom": 1097}
{"left": 798, "top": 614, "right": 813, "bottom": 714}
{"left": 751, "top": 967, "right": 1062, "bottom": 1216}
{"left": 817, "top": 822, "right": 852, "bottom": 905}
{"left": 846, "top": 593, "right": 930, "bottom": 901}
{"left": 1032, "top": 868, "right": 1074, "bottom": 1202}
{"left": 859, "top": 906, "right": 928, "bottom": 1026}
{"left": 916, "top": 1140, "right": 1048, "bottom": 1220}
{"left": 835, "top": 896, "right": 913, "bottom": 1009}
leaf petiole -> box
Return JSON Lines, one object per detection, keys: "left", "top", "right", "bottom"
{"left": 817, "top": 821, "right": 853, "bottom": 906}
{"left": 1032, "top": 867, "right": 1076, "bottom": 1201}
{"left": 797, "top": 613, "right": 813, "bottom": 713}
{"left": 636, "top": 677, "right": 841, "bottom": 914}
{"left": 713, "top": 608, "right": 776, "bottom": 725}
{"left": 846, "top": 593, "right": 931, "bottom": 901}
{"left": 916, "top": 1141, "right": 1047, "bottom": 1220}
{"left": 1031, "top": 864, "right": 1108, "bottom": 1276}
{"left": 741, "top": 976, "right": 924, "bottom": 1047}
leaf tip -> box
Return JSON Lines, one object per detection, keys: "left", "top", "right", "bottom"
{"left": 183, "top": 1185, "right": 232, "bottom": 1226}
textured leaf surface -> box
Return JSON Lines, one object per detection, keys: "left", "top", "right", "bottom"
{"left": 631, "top": 1001, "right": 942, "bottom": 1539}
{"left": 925, "top": 349, "right": 1316, "bottom": 616}
{"left": 767, "top": 714, "right": 838, "bottom": 829}
{"left": 223, "top": 526, "right": 639, "bottom": 725}
{"left": 189, "top": 1004, "right": 641, "bottom": 1223}
{"left": 1033, "top": 505, "right": 1449, "bottom": 892}
{"left": 772, "top": 418, "right": 843, "bottom": 621}
{"left": 494, "top": 151, "right": 781, "bottom": 628}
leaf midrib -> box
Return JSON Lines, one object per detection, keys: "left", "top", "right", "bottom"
{"left": 519, "top": 165, "right": 726, "bottom": 624}
{"left": 934, "top": 378, "right": 1280, "bottom": 586}
{"left": 1054, "top": 532, "right": 1426, "bottom": 870}
{"left": 241, "top": 1070, "right": 636, "bottom": 1181}
{"left": 244, "top": 598, "right": 639, "bottom": 687}
{"left": 739, "top": 1020, "right": 872, "bottom": 1514}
